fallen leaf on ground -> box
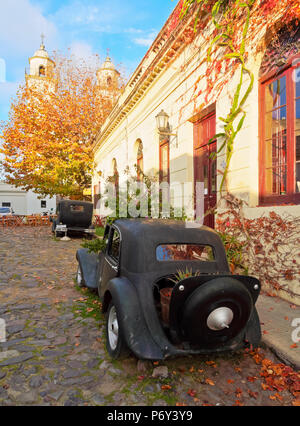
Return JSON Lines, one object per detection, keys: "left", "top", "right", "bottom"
{"left": 248, "top": 390, "right": 258, "bottom": 399}
{"left": 187, "top": 389, "right": 196, "bottom": 397}
{"left": 261, "top": 382, "right": 270, "bottom": 391}
{"left": 235, "top": 388, "right": 243, "bottom": 398}
{"left": 205, "top": 361, "right": 217, "bottom": 368}
{"left": 205, "top": 378, "right": 215, "bottom": 386}
{"left": 161, "top": 385, "right": 172, "bottom": 391}
{"left": 290, "top": 343, "right": 298, "bottom": 349}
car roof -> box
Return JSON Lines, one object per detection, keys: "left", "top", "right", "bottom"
{"left": 114, "top": 218, "right": 218, "bottom": 236}
{"left": 58, "top": 200, "right": 93, "bottom": 206}
{"left": 112, "top": 219, "right": 229, "bottom": 274}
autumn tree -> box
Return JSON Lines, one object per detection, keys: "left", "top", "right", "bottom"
{"left": 0, "top": 52, "right": 121, "bottom": 199}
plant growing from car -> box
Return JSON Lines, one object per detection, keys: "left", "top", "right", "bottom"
{"left": 170, "top": 267, "right": 201, "bottom": 284}
{"left": 81, "top": 237, "right": 107, "bottom": 254}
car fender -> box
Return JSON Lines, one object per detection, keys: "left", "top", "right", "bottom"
{"left": 105, "top": 277, "right": 164, "bottom": 360}
{"left": 76, "top": 248, "right": 99, "bottom": 290}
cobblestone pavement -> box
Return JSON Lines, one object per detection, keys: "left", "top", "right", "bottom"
{"left": 0, "top": 227, "right": 298, "bottom": 406}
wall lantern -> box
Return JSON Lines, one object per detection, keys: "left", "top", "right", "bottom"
{"left": 155, "top": 109, "right": 177, "bottom": 144}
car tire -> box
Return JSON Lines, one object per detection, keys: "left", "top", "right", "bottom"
{"left": 105, "top": 301, "right": 129, "bottom": 359}
{"left": 76, "top": 264, "right": 85, "bottom": 288}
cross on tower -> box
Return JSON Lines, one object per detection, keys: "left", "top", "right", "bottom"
{"left": 40, "top": 33, "right": 45, "bottom": 48}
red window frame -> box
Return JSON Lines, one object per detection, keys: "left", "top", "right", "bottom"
{"left": 259, "top": 55, "right": 300, "bottom": 205}
{"left": 93, "top": 183, "right": 101, "bottom": 209}
{"left": 137, "top": 143, "right": 144, "bottom": 182}
{"left": 159, "top": 138, "right": 170, "bottom": 184}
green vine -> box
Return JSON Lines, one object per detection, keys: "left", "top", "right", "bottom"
{"left": 181, "top": 0, "right": 255, "bottom": 192}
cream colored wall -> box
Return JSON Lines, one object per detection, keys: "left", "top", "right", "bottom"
{"left": 94, "top": 32, "right": 258, "bottom": 213}
{"left": 93, "top": 39, "right": 207, "bottom": 216}
{"left": 93, "top": 27, "right": 297, "bottom": 215}
{"left": 93, "top": 25, "right": 300, "bottom": 301}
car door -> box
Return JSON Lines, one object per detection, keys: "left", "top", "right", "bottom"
{"left": 194, "top": 112, "right": 217, "bottom": 228}
{"left": 97, "top": 225, "right": 110, "bottom": 291}
{"left": 98, "top": 226, "right": 121, "bottom": 299}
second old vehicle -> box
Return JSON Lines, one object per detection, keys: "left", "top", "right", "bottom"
{"left": 51, "top": 200, "right": 95, "bottom": 237}
{"left": 76, "top": 219, "right": 261, "bottom": 360}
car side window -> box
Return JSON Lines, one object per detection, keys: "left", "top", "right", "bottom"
{"left": 103, "top": 225, "right": 110, "bottom": 242}
{"left": 108, "top": 228, "right": 121, "bottom": 262}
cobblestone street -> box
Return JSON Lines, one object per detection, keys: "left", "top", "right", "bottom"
{"left": 0, "top": 227, "right": 298, "bottom": 406}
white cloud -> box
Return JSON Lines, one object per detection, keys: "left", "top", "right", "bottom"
{"left": 51, "top": 1, "right": 123, "bottom": 33}
{"left": 0, "top": 81, "right": 21, "bottom": 104}
{"left": 0, "top": 0, "right": 57, "bottom": 57}
{"left": 70, "top": 41, "right": 94, "bottom": 59}
{"left": 0, "top": 81, "right": 22, "bottom": 122}
{"left": 124, "top": 28, "right": 144, "bottom": 35}
{"left": 69, "top": 41, "right": 101, "bottom": 68}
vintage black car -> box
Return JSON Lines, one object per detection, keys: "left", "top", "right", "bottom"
{"left": 51, "top": 200, "right": 95, "bottom": 237}
{"left": 76, "top": 219, "right": 261, "bottom": 360}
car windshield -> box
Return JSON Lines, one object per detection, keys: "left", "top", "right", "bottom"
{"left": 0, "top": 208, "right": 10, "bottom": 214}
{"left": 156, "top": 244, "right": 214, "bottom": 261}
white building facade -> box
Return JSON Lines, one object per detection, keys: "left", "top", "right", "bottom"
{"left": 93, "top": 5, "right": 300, "bottom": 303}
{"left": 0, "top": 183, "right": 56, "bottom": 215}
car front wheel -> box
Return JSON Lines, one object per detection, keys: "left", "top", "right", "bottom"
{"left": 76, "top": 264, "right": 85, "bottom": 288}
{"left": 105, "top": 302, "right": 129, "bottom": 359}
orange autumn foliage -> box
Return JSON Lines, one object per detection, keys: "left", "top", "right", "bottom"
{"left": 0, "top": 52, "right": 120, "bottom": 198}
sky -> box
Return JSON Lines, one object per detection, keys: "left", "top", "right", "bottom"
{"left": 0, "top": 0, "right": 177, "bottom": 123}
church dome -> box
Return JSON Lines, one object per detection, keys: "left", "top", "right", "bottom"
{"left": 99, "top": 56, "right": 116, "bottom": 71}
{"left": 33, "top": 43, "right": 50, "bottom": 58}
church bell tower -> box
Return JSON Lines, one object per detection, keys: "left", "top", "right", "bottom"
{"left": 96, "top": 54, "right": 120, "bottom": 103}
{"left": 25, "top": 35, "right": 55, "bottom": 91}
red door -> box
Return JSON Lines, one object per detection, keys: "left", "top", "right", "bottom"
{"left": 194, "top": 113, "right": 217, "bottom": 228}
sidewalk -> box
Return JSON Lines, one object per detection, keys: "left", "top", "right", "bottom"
{"left": 256, "top": 294, "right": 300, "bottom": 370}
